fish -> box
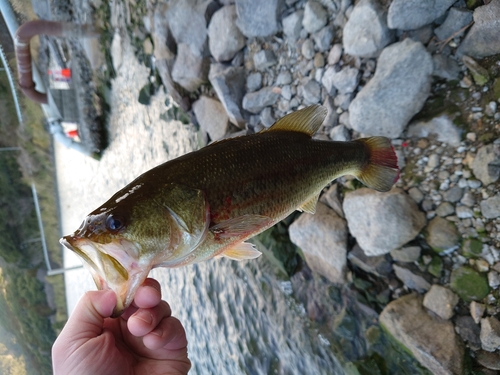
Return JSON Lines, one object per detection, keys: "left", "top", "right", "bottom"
{"left": 60, "top": 105, "right": 399, "bottom": 316}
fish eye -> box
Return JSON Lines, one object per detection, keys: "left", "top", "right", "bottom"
{"left": 106, "top": 214, "right": 125, "bottom": 231}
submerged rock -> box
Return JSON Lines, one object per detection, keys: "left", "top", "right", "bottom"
{"left": 387, "top": 0, "right": 455, "bottom": 30}
{"left": 343, "top": 0, "right": 394, "bottom": 58}
{"left": 289, "top": 202, "right": 347, "bottom": 283}
{"left": 380, "top": 294, "right": 464, "bottom": 375}
{"left": 450, "top": 266, "right": 490, "bottom": 302}
{"left": 349, "top": 39, "right": 433, "bottom": 138}
{"left": 343, "top": 188, "right": 426, "bottom": 256}
{"left": 423, "top": 285, "right": 459, "bottom": 320}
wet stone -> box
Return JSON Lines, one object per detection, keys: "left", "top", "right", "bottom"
{"left": 390, "top": 246, "right": 421, "bottom": 263}
{"left": 423, "top": 285, "right": 459, "bottom": 320}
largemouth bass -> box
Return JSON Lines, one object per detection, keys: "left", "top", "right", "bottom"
{"left": 61, "top": 105, "right": 399, "bottom": 316}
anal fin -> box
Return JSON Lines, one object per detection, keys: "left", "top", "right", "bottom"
{"left": 221, "top": 242, "right": 262, "bottom": 261}
{"left": 298, "top": 192, "right": 320, "bottom": 214}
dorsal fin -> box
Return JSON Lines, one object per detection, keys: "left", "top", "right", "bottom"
{"left": 263, "top": 105, "right": 327, "bottom": 136}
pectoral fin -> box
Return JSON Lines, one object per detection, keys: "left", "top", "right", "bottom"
{"left": 221, "top": 242, "right": 262, "bottom": 261}
{"left": 209, "top": 214, "right": 272, "bottom": 238}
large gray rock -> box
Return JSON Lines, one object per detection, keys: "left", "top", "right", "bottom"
{"left": 172, "top": 43, "right": 209, "bottom": 91}
{"left": 349, "top": 39, "right": 433, "bottom": 138}
{"left": 471, "top": 144, "right": 500, "bottom": 186}
{"left": 387, "top": 0, "right": 455, "bottom": 30}
{"left": 192, "top": 96, "right": 229, "bottom": 141}
{"left": 343, "top": 188, "right": 426, "bottom": 256}
{"left": 235, "top": 0, "right": 283, "bottom": 38}
{"left": 242, "top": 87, "right": 280, "bottom": 113}
{"left": 407, "top": 114, "right": 462, "bottom": 147}
{"left": 380, "top": 294, "right": 464, "bottom": 375}
{"left": 457, "top": 0, "right": 500, "bottom": 58}
{"left": 166, "top": 0, "right": 210, "bottom": 56}
{"left": 480, "top": 317, "right": 500, "bottom": 352}
{"left": 208, "top": 64, "right": 246, "bottom": 127}
{"left": 343, "top": 0, "right": 394, "bottom": 58}
{"left": 208, "top": 5, "right": 246, "bottom": 62}
{"left": 289, "top": 202, "right": 347, "bottom": 283}
{"left": 302, "top": 1, "right": 327, "bottom": 34}
{"left": 434, "top": 7, "right": 473, "bottom": 41}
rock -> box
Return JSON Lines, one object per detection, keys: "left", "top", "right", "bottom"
{"left": 443, "top": 186, "right": 464, "bottom": 203}
{"left": 488, "top": 270, "right": 500, "bottom": 288}
{"left": 329, "top": 67, "right": 359, "bottom": 94}
{"left": 235, "top": 0, "right": 283, "bottom": 38}
{"left": 425, "top": 217, "right": 459, "bottom": 254}
{"left": 455, "top": 315, "right": 482, "bottom": 349}
{"left": 434, "top": 7, "right": 473, "bottom": 41}
{"left": 407, "top": 114, "right": 462, "bottom": 147}
{"left": 408, "top": 187, "right": 424, "bottom": 204}
{"left": 461, "top": 238, "right": 484, "bottom": 258}
{"left": 450, "top": 266, "right": 490, "bottom": 302}
{"left": 348, "top": 244, "right": 392, "bottom": 277}
{"left": 462, "top": 55, "right": 490, "bottom": 86}
{"left": 393, "top": 264, "right": 431, "bottom": 293}
{"left": 260, "top": 107, "right": 274, "bottom": 127}
{"left": 172, "top": 43, "right": 209, "bottom": 91}
{"left": 166, "top": 0, "right": 210, "bottom": 56}
{"left": 390, "top": 246, "right": 421, "bottom": 263}
{"left": 472, "top": 144, "right": 500, "bottom": 186}
{"left": 302, "top": 79, "right": 321, "bottom": 105}
{"left": 312, "top": 26, "right": 334, "bottom": 52}
{"left": 282, "top": 10, "right": 304, "bottom": 41}
{"left": 481, "top": 195, "right": 500, "bottom": 219}
{"left": 343, "top": 0, "right": 394, "bottom": 58}
{"left": 329, "top": 125, "right": 350, "bottom": 142}
{"left": 387, "top": 0, "right": 455, "bottom": 30}
{"left": 476, "top": 350, "right": 500, "bottom": 370}
{"left": 253, "top": 50, "right": 277, "bottom": 71}
{"left": 432, "top": 54, "right": 461, "bottom": 81}
{"left": 208, "top": 64, "right": 246, "bottom": 127}
{"left": 349, "top": 39, "right": 433, "bottom": 138}
{"left": 301, "top": 39, "right": 315, "bottom": 60}
{"left": 321, "top": 67, "right": 338, "bottom": 96}
{"left": 480, "top": 317, "right": 500, "bottom": 352}
{"left": 242, "top": 87, "right": 280, "bottom": 113}
{"left": 289, "top": 202, "right": 347, "bottom": 283}
{"left": 436, "top": 202, "right": 454, "bottom": 217}
{"left": 457, "top": 0, "right": 500, "bottom": 58}
{"left": 456, "top": 205, "right": 474, "bottom": 219}
{"left": 302, "top": 1, "right": 327, "bottom": 34}
{"left": 343, "top": 188, "right": 426, "bottom": 256}
{"left": 208, "top": 5, "right": 246, "bottom": 62}
{"left": 423, "top": 285, "right": 459, "bottom": 320}
{"left": 275, "top": 71, "right": 292, "bottom": 86}
{"left": 470, "top": 301, "right": 486, "bottom": 324}
{"left": 319, "top": 183, "right": 344, "bottom": 218}
{"left": 327, "top": 43, "right": 343, "bottom": 65}
{"left": 192, "top": 96, "right": 229, "bottom": 141}
{"left": 379, "top": 294, "right": 464, "bottom": 375}
{"left": 246, "top": 72, "right": 262, "bottom": 92}
{"left": 110, "top": 30, "right": 123, "bottom": 72}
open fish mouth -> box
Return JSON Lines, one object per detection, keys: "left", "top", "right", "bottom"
{"left": 60, "top": 235, "right": 150, "bottom": 317}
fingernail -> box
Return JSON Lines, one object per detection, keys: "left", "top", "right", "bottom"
{"left": 152, "top": 328, "right": 163, "bottom": 337}
{"left": 136, "top": 311, "right": 152, "bottom": 325}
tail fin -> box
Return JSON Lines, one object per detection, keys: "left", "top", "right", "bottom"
{"left": 355, "top": 137, "right": 399, "bottom": 192}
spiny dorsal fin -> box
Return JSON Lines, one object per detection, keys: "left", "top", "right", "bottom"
{"left": 264, "top": 105, "right": 327, "bottom": 136}
{"left": 298, "top": 192, "right": 320, "bottom": 214}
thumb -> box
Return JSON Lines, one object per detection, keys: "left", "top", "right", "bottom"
{"left": 62, "top": 290, "right": 117, "bottom": 342}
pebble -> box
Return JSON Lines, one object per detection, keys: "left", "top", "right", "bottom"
{"left": 302, "top": 1, "right": 327, "bottom": 34}
{"left": 423, "top": 285, "right": 459, "bottom": 320}
{"left": 242, "top": 87, "right": 280, "bottom": 113}
{"left": 436, "top": 202, "right": 454, "bottom": 217}
{"left": 390, "top": 246, "right": 421, "bottom": 263}
{"left": 329, "top": 125, "right": 350, "bottom": 142}
{"left": 481, "top": 196, "right": 500, "bottom": 219}
{"left": 312, "top": 26, "right": 334, "bottom": 52}
{"left": 282, "top": 10, "right": 304, "bottom": 41}
{"left": 408, "top": 187, "right": 424, "bottom": 204}
{"left": 327, "top": 43, "right": 343, "bottom": 65}
{"left": 480, "top": 317, "right": 500, "bottom": 352}
{"left": 276, "top": 71, "right": 292, "bottom": 86}
{"left": 456, "top": 206, "right": 474, "bottom": 219}
{"left": 247, "top": 72, "right": 262, "bottom": 92}
{"left": 302, "top": 79, "right": 321, "bottom": 104}
{"left": 254, "top": 50, "right": 277, "bottom": 71}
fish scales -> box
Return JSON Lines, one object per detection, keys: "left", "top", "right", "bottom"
{"left": 60, "top": 105, "right": 399, "bottom": 315}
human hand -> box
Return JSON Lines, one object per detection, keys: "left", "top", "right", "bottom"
{"left": 52, "top": 278, "right": 190, "bottom": 375}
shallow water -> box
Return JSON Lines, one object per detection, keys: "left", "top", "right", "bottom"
{"left": 56, "top": 41, "right": 346, "bottom": 374}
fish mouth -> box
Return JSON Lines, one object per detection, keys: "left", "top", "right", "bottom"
{"left": 60, "top": 235, "right": 150, "bottom": 317}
